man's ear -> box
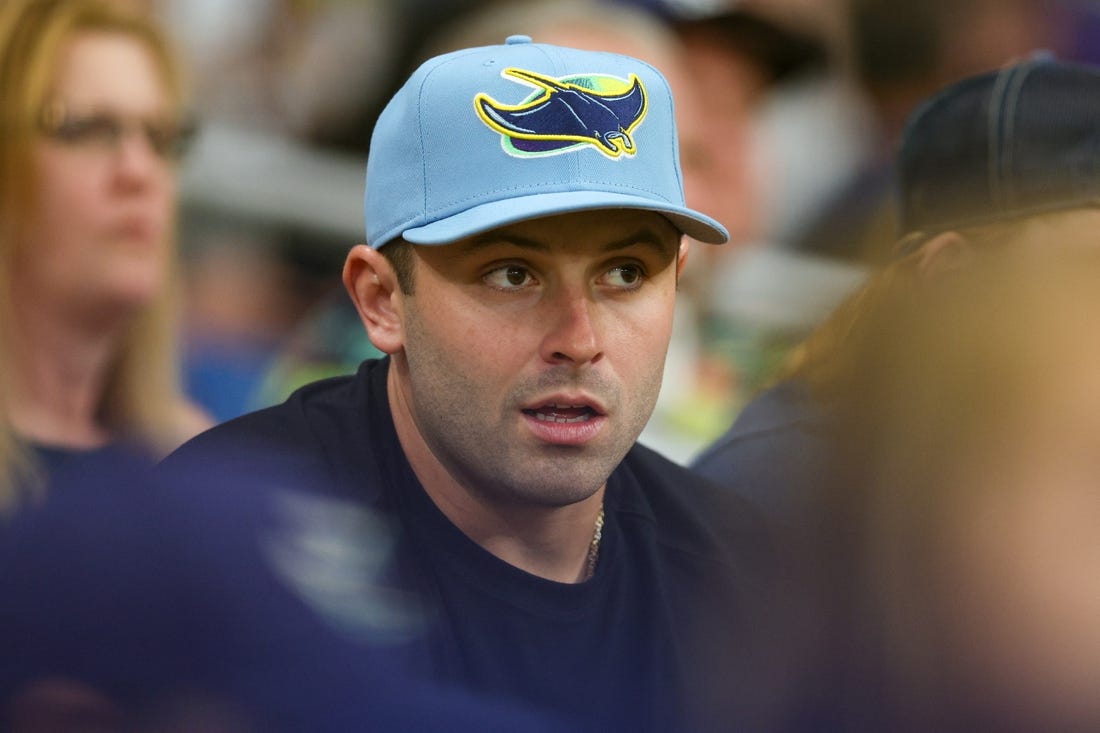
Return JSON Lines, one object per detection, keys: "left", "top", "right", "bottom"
{"left": 676, "top": 238, "right": 691, "bottom": 280}
{"left": 917, "top": 231, "right": 975, "bottom": 277}
{"left": 343, "top": 244, "right": 405, "bottom": 354}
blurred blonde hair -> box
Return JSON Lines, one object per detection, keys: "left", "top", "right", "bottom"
{"left": 778, "top": 215, "right": 1049, "bottom": 402}
{"left": 835, "top": 245, "right": 1100, "bottom": 725}
{"left": 0, "top": 0, "right": 190, "bottom": 511}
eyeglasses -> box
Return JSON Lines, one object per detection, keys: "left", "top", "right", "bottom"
{"left": 37, "top": 103, "right": 197, "bottom": 161}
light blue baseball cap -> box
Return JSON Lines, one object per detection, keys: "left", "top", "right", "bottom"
{"left": 364, "top": 35, "right": 728, "bottom": 249}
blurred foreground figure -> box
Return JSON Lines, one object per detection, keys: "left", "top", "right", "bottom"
{"left": 828, "top": 249, "right": 1100, "bottom": 731}
{"left": 0, "top": 0, "right": 209, "bottom": 512}
{"left": 162, "top": 34, "right": 789, "bottom": 732}
{"left": 693, "top": 56, "right": 1100, "bottom": 528}
{"left": 1, "top": 448, "right": 569, "bottom": 731}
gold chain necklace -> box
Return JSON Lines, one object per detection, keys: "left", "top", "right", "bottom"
{"left": 583, "top": 505, "right": 605, "bottom": 581}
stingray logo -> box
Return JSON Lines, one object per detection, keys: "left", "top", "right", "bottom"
{"left": 475, "top": 68, "right": 648, "bottom": 159}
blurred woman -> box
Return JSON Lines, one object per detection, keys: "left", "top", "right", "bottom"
{"left": 829, "top": 248, "right": 1100, "bottom": 731}
{"left": 0, "top": 0, "right": 209, "bottom": 512}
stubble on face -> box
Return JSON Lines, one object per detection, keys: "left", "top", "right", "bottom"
{"left": 391, "top": 211, "right": 680, "bottom": 510}
{"left": 400, "top": 305, "right": 665, "bottom": 509}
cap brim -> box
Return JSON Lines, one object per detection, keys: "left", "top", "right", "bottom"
{"left": 399, "top": 191, "right": 729, "bottom": 246}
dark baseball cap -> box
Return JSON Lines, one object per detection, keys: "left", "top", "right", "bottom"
{"left": 897, "top": 54, "right": 1100, "bottom": 246}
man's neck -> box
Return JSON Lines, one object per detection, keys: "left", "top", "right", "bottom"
{"left": 387, "top": 365, "right": 606, "bottom": 584}
{"left": 427, "top": 480, "right": 605, "bottom": 584}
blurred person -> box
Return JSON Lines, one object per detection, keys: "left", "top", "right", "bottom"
{"left": 162, "top": 36, "right": 790, "bottom": 732}
{"left": 0, "top": 0, "right": 209, "bottom": 513}
{"left": 671, "top": 5, "right": 828, "bottom": 248}
{"left": 793, "top": 0, "right": 1063, "bottom": 264}
{"left": 1, "top": 441, "right": 571, "bottom": 731}
{"left": 692, "top": 56, "right": 1100, "bottom": 528}
{"left": 823, "top": 248, "right": 1100, "bottom": 731}
{"left": 662, "top": 4, "right": 839, "bottom": 450}
{"left": 157, "top": 0, "right": 402, "bottom": 146}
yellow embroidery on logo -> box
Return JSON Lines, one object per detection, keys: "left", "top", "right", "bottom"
{"left": 474, "top": 68, "right": 648, "bottom": 158}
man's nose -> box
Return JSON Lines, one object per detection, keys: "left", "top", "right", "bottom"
{"left": 538, "top": 288, "right": 604, "bottom": 367}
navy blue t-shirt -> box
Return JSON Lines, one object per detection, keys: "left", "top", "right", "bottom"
{"left": 158, "top": 357, "right": 784, "bottom": 731}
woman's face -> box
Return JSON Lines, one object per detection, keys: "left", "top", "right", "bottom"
{"left": 15, "top": 31, "right": 178, "bottom": 327}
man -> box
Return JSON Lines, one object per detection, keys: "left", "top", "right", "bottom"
{"left": 161, "top": 36, "right": 784, "bottom": 731}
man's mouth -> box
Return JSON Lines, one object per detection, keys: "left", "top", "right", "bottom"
{"left": 520, "top": 398, "right": 607, "bottom": 446}
{"left": 522, "top": 404, "right": 598, "bottom": 424}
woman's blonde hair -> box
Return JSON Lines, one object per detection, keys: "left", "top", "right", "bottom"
{"left": 0, "top": 0, "right": 190, "bottom": 511}
{"left": 830, "top": 244, "right": 1100, "bottom": 726}
{"left": 778, "top": 216, "right": 1044, "bottom": 402}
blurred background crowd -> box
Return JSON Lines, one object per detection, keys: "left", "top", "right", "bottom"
{"left": 149, "top": 0, "right": 1100, "bottom": 462}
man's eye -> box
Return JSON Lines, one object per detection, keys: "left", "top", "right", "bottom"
{"left": 603, "top": 264, "right": 644, "bottom": 288}
{"left": 484, "top": 265, "right": 535, "bottom": 290}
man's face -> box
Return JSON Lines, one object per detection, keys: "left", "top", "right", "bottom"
{"left": 390, "top": 209, "right": 684, "bottom": 509}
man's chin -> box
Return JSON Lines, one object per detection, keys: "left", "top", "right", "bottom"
{"left": 495, "top": 471, "right": 610, "bottom": 509}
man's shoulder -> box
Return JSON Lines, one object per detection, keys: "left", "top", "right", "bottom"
{"left": 622, "top": 441, "right": 714, "bottom": 490}
{"left": 617, "top": 443, "right": 792, "bottom": 729}
{"left": 618, "top": 443, "right": 773, "bottom": 570}
{"left": 166, "top": 374, "right": 350, "bottom": 456}
{"left": 622, "top": 441, "right": 763, "bottom": 518}
{"left": 159, "top": 361, "right": 388, "bottom": 485}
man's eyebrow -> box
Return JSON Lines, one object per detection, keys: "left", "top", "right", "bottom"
{"left": 601, "top": 228, "right": 679, "bottom": 258}
{"left": 453, "top": 226, "right": 678, "bottom": 257}
{"left": 456, "top": 233, "right": 551, "bottom": 256}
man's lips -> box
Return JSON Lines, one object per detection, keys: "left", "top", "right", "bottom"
{"left": 520, "top": 396, "right": 608, "bottom": 445}
{"left": 521, "top": 394, "right": 607, "bottom": 420}
{"left": 522, "top": 403, "right": 599, "bottom": 424}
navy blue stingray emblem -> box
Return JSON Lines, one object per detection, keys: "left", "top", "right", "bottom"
{"left": 474, "top": 68, "right": 648, "bottom": 159}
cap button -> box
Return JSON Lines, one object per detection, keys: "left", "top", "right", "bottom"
{"left": 505, "top": 34, "right": 532, "bottom": 45}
